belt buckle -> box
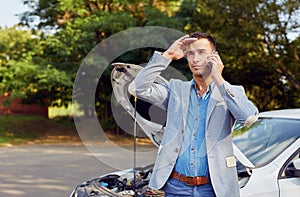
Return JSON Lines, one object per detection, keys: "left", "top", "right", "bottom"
{"left": 184, "top": 176, "right": 194, "bottom": 186}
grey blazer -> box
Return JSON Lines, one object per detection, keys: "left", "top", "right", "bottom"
{"left": 129, "top": 51, "right": 259, "bottom": 197}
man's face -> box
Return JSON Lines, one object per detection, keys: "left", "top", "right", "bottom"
{"left": 186, "top": 38, "right": 214, "bottom": 78}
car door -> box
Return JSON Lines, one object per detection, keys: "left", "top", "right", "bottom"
{"left": 278, "top": 148, "right": 300, "bottom": 197}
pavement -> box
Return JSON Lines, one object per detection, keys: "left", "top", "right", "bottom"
{"left": 0, "top": 143, "right": 157, "bottom": 197}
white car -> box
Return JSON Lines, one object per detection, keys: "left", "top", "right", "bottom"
{"left": 70, "top": 63, "right": 300, "bottom": 197}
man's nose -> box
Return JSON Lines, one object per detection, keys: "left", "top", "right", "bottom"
{"left": 193, "top": 52, "right": 201, "bottom": 63}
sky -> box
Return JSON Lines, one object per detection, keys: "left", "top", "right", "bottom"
{"left": 0, "top": 0, "right": 29, "bottom": 28}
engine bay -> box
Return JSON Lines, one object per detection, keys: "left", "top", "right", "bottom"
{"left": 71, "top": 164, "right": 165, "bottom": 197}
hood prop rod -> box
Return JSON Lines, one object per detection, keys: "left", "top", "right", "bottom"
{"left": 133, "top": 96, "right": 137, "bottom": 197}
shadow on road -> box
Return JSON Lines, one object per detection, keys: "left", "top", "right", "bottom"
{"left": 0, "top": 143, "right": 156, "bottom": 197}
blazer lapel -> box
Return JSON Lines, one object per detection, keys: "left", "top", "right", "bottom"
{"left": 181, "top": 81, "right": 192, "bottom": 130}
{"left": 206, "top": 84, "right": 223, "bottom": 129}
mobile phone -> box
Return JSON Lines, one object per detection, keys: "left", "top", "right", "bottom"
{"left": 207, "top": 50, "right": 216, "bottom": 70}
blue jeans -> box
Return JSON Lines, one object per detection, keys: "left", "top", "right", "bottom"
{"left": 163, "top": 177, "right": 216, "bottom": 197}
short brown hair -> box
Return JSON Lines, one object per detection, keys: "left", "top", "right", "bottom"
{"left": 189, "top": 31, "right": 216, "bottom": 50}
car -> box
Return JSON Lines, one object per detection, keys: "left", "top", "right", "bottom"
{"left": 70, "top": 63, "right": 300, "bottom": 197}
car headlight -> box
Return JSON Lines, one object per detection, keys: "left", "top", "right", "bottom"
{"left": 70, "top": 178, "right": 120, "bottom": 197}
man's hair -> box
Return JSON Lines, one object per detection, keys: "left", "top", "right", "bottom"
{"left": 189, "top": 31, "right": 216, "bottom": 50}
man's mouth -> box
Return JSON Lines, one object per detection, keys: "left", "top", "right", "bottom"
{"left": 192, "top": 65, "right": 204, "bottom": 69}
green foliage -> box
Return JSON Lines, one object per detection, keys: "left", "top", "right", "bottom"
{"left": 0, "top": 0, "right": 299, "bottom": 126}
{"left": 176, "top": 0, "right": 300, "bottom": 110}
{"left": 0, "top": 26, "right": 73, "bottom": 106}
{"left": 0, "top": 27, "right": 37, "bottom": 65}
{"left": 0, "top": 58, "right": 72, "bottom": 105}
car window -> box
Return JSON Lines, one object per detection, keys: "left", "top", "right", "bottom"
{"left": 233, "top": 118, "right": 300, "bottom": 167}
{"left": 280, "top": 150, "right": 300, "bottom": 178}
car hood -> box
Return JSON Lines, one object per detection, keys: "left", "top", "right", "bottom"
{"left": 111, "top": 63, "right": 255, "bottom": 168}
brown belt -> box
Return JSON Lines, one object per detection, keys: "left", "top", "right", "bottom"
{"left": 171, "top": 171, "right": 209, "bottom": 186}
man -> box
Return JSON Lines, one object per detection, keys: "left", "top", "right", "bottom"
{"left": 128, "top": 32, "right": 258, "bottom": 197}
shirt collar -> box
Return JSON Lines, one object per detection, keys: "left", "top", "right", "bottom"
{"left": 191, "top": 79, "right": 214, "bottom": 99}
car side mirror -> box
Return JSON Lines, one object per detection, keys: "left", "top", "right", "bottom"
{"left": 285, "top": 158, "right": 300, "bottom": 178}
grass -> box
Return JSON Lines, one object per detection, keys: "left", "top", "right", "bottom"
{"left": 0, "top": 115, "right": 154, "bottom": 147}
{"left": 0, "top": 115, "right": 80, "bottom": 146}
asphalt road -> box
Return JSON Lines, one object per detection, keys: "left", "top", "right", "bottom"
{"left": 0, "top": 143, "right": 157, "bottom": 197}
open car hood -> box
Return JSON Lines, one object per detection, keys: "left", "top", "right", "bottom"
{"left": 111, "top": 63, "right": 167, "bottom": 148}
{"left": 111, "top": 63, "right": 255, "bottom": 169}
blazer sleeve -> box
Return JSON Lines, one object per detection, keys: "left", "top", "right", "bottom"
{"left": 128, "top": 51, "right": 171, "bottom": 109}
{"left": 218, "top": 81, "right": 259, "bottom": 127}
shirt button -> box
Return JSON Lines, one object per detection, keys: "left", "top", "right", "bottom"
{"left": 195, "top": 118, "right": 198, "bottom": 121}
{"left": 191, "top": 147, "right": 195, "bottom": 151}
{"left": 175, "top": 148, "right": 179, "bottom": 153}
{"left": 191, "top": 162, "right": 194, "bottom": 166}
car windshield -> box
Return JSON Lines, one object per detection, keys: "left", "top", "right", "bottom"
{"left": 233, "top": 117, "right": 300, "bottom": 167}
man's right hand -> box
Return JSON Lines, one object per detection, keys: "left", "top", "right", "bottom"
{"left": 162, "top": 35, "right": 197, "bottom": 60}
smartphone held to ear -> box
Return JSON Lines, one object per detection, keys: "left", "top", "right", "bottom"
{"left": 207, "top": 50, "right": 216, "bottom": 70}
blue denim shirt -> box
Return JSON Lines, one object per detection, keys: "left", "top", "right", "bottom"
{"left": 174, "top": 80, "right": 212, "bottom": 176}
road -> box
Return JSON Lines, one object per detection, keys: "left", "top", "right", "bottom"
{"left": 0, "top": 143, "right": 157, "bottom": 197}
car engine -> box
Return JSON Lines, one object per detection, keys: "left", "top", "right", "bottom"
{"left": 71, "top": 165, "right": 165, "bottom": 197}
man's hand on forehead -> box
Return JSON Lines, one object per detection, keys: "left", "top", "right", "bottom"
{"left": 163, "top": 35, "right": 197, "bottom": 60}
{"left": 180, "top": 35, "right": 198, "bottom": 45}
{"left": 178, "top": 35, "right": 198, "bottom": 50}
{"left": 176, "top": 35, "right": 198, "bottom": 56}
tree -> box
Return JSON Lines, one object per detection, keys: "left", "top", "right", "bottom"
{"left": 176, "top": 0, "right": 300, "bottom": 110}
{"left": 18, "top": 0, "right": 180, "bottom": 121}
{"left": 9, "top": 0, "right": 300, "bottom": 116}
{"left": 0, "top": 26, "right": 72, "bottom": 106}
